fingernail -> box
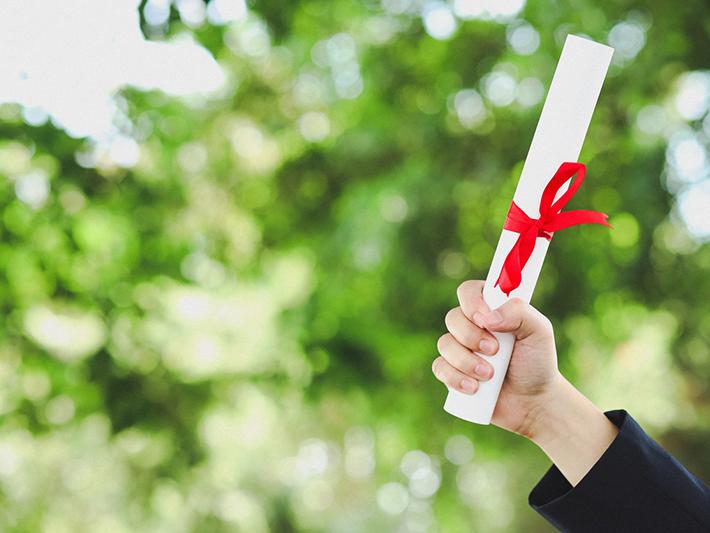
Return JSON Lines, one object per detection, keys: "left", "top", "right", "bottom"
{"left": 484, "top": 310, "right": 503, "bottom": 326}
{"left": 475, "top": 363, "right": 492, "bottom": 379}
{"left": 479, "top": 339, "right": 497, "bottom": 355}
{"left": 460, "top": 379, "right": 477, "bottom": 394}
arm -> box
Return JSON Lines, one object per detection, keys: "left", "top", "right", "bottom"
{"left": 432, "top": 280, "right": 710, "bottom": 531}
{"left": 432, "top": 279, "right": 618, "bottom": 486}
{"left": 521, "top": 374, "right": 619, "bottom": 486}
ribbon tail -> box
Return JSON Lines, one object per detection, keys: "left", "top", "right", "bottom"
{"left": 495, "top": 229, "right": 538, "bottom": 296}
{"left": 544, "top": 210, "right": 610, "bottom": 232}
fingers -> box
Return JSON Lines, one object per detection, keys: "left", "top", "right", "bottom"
{"left": 456, "top": 280, "right": 490, "bottom": 322}
{"left": 437, "top": 333, "right": 494, "bottom": 381}
{"left": 444, "top": 307, "right": 499, "bottom": 355}
{"left": 432, "top": 356, "right": 479, "bottom": 395}
{"left": 472, "top": 298, "right": 552, "bottom": 340}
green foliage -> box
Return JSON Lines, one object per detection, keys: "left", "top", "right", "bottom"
{"left": 0, "top": 1, "right": 708, "bottom": 531}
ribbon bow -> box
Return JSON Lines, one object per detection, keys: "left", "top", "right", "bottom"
{"left": 494, "top": 162, "right": 611, "bottom": 297}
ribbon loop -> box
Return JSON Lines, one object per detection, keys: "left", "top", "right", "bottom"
{"left": 494, "top": 162, "right": 611, "bottom": 297}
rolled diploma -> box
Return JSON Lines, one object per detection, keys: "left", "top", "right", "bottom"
{"left": 444, "top": 35, "right": 614, "bottom": 424}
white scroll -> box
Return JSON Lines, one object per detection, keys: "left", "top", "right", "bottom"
{"left": 444, "top": 35, "right": 614, "bottom": 424}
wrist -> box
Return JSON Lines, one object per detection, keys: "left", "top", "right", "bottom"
{"left": 518, "top": 372, "right": 570, "bottom": 443}
{"left": 521, "top": 374, "right": 620, "bottom": 486}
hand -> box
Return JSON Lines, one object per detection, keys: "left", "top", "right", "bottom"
{"left": 432, "top": 279, "right": 619, "bottom": 486}
{"left": 432, "top": 279, "right": 561, "bottom": 437}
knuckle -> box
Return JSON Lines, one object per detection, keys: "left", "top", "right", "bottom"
{"left": 432, "top": 357, "right": 447, "bottom": 381}
{"left": 456, "top": 281, "right": 471, "bottom": 298}
{"left": 456, "top": 280, "right": 481, "bottom": 300}
{"left": 538, "top": 313, "right": 553, "bottom": 334}
{"left": 508, "top": 297, "right": 525, "bottom": 309}
{"left": 431, "top": 358, "right": 441, "bottom": 377}
{"left": 444, "top": 307, "right": 460, "bottom": 327}
{"left": 436, "top": 333, "right": 452, "bottom": 352}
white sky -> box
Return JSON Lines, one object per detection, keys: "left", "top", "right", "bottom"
{"left": 0, "top": 0, "right": 225, "bottom": 139}
{"left": 0, "top": 0, "right": 707, "bottom": 239}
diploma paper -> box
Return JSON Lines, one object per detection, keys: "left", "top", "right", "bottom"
{"left": 444, "top": 35, "right": 614, "bottom": 424}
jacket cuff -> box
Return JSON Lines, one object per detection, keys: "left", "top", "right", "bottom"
{"left": 528, "top": 409, "right": 710, "bottom": 532}
{"left": 528, "top": 409, "right": 627, "bottom": 513}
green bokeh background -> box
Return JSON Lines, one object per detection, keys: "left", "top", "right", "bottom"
{"left": 0, "top": 1, "right": 708, "bottom": 531}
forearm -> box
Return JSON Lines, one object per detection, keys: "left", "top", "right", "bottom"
{"left": 524, "top": 374, "right": 619, "bottom": 486}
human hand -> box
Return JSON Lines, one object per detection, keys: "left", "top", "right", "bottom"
{"left": 432, "top": 280, "right": 562, "bottom": 437}
{"left": 432, "top": 279, "right": 619, "bottom": 485}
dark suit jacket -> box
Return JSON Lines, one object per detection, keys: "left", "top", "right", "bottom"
{"left": 529, "top": 410, "right": 710, "bottom": 532}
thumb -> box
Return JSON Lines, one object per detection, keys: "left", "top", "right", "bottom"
{"left": 473, "top": 298, "right": 552, "bottom": 340}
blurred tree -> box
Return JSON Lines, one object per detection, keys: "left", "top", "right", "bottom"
{"left": 0, "top": 0, "right": 707, "bottom": 531}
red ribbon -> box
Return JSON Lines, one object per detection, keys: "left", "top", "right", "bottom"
{"left": 494, "top": 162, "right": 611, "bottom": 297}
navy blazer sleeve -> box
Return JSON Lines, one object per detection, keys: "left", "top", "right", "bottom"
{"left": 529, "top": 410, "right": 710, "bottom": 532}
